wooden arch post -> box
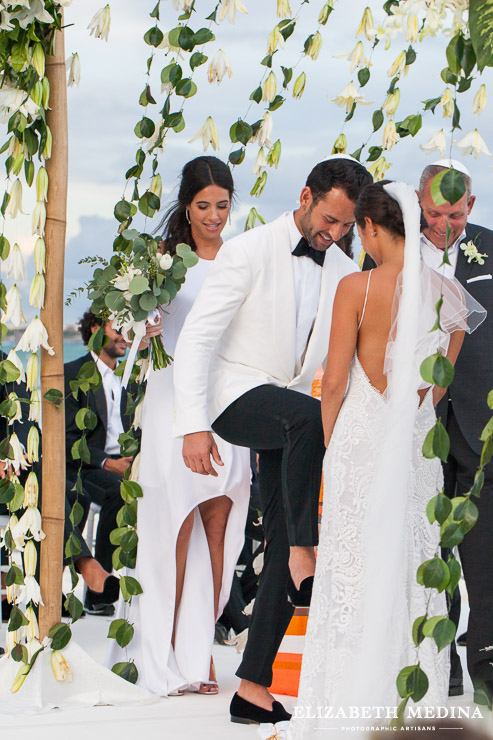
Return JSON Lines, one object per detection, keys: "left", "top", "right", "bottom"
{"left": 38, "top": 17, "right": 68, "bottom": 640}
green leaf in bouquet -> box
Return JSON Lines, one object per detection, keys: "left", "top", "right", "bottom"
{"left": 105, "top": 291, "right": 126, "bottom": 312}
{"left": 87, "top": 326, "right": 107, "bottom": 354}
{"left": 133, "top": 236, "right": 147, "bottom": 252}
{"left": 101, "top": 265, "right": 118, "bottom": 281}
{"left": 139, "top": 292, "right": 158, "bottom": 311}
{"left": 172, "top": 262, "right": 187, "bottom": 280}
{"left": 114, "top": 200, "right": 137, "bottom": 223}
{"left": 176, "top": 242, "right": 199, "bottom": 268}
{"left": 129, "top": 275, "right": 149, "bottom": 295}
{"left": 164, "top": 279, "right": 178, "bottom": 300}
{"left": 158, "top": 289, "right": 170, "bottom": 304}
{"left": 121, "top": 228, "right": 139, "bottom": 241}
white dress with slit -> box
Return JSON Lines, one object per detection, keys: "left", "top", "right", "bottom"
{"left": 106, "top": 257, "right": 250, "bottom": 696}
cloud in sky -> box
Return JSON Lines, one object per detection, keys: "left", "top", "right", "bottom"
{"left": 22, "top": 0, "right": 493, "bottom": 323}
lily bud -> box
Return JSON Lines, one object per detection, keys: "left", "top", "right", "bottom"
{"left": 24, "top": 472, "right": 39, "bottom": 508}
{"left": 28, "top": 389, "right": 41, "bottom": 423}
{"left": 27, "top": 426, "right": 39, "bottom": 464}
{"left": 267, "top": 26, "right": 284, "bottom": 54}
{"left": 382, "top": 89, "right": 400, "bottom": 117}
{"left": 6, "top": 179, "right": 24, "bottom": 219}
{"left": 25, "top": 604, "right": 39, "bottom": 641}
{"left": 250, "top": 171, "right": 268, "bottom": 198}
{"left": 24, "top": 540, "right": 37, "bottom": 577}
{"left": 87, "top": 5, "right": 111, "bottom": 41}
{"left": 356, "top": 7, "right": 374, "bottom": 41}
{"left": 7, "top": 393, "right": 22, "bottom": 424}
{"left": 277, "top": 0, "right": 291, "bottom": 17}
{"left": 8, "top": 243, "right": 25, "bottom": 282}
{"left": 51, "top": 651, "right": 72, "bottom": 682}
{"left": 292, "top": 72, "right": 306, "bottom": 100}
{"left": 149, "top": 174, "right": 162, "bottom": 200}
{"left": 36, "top": 166, "right": 48, "bottom": 202}
{"left": 188, "top": 116, "right": 220, "bottom": 152}
{"left": 66, "top": 53, "right": 81, "bottom": 87}
{"left": 5, "top": 285, "right": 27, "bottom": 327}
{"left": 32, "top": 43, "right": 45, "bottom": 79}
{"left": 253, "top": 148, "right": 267, "bottom": 177}
{"left": 304, "top": 31, "right": 323, "bottom": 61}
{"left": 318, "top": 1, "right": 333, "bottom": 25}
{"left": 29, "top": 274, "right": 45, "bottom": 310}
{"left": 32, "top": 202, "right": 46, "bottom": 236}
{"left": 387, "top": 50, "right": 407, "bottom": 78}
{"left": 41, "top": 78, "right": 50, "bottom": 109}
{"left": 472, "top": 84, "right": 487, "bottom": 115}
{"left": 6, "top": 349, "right": 26, "bottom": 385}
{"left": 218, "top": 0, "right": 248, "bottom": 24}
{"left": 208, "top": 49, "right": 232, "bottom": 84}
{"left": 129, "top": 451, "right": 140, "bottom": 482}
{"left": 382, "top": 120, "right": 399, "bottom": 150}
{"left": 30, "top": 80, "right": 43, "bottom": 107}
{"left": 34, "top": 238, "right": 46, "bottom": 274}
{"left": 406, "top": 14, "right": 418, "bottom": 43}
{"left": 11, "top": 663, "right": 30, "bottom": 694}
{"left": 255, "top": 112, "right": 273, "bottom": 148}
{"left": 244, "top": 207, "right": 265, "bottom": 231}
{"left": 440, "top": 87, "right": 454, "bottom": 118}
{"left": 266, "top": 139, "right": 282, "bottom": 168}
{"left": 261, "top": 71, "right": 277, "bottom": 103}
{"left": 331, "top": 133, "right": 347, "bottom": 154}
{"left": 368, "top": 156, "right": 391, "bottom": 181}
{"left": 26, "top": 352, "right": 39, "bottom": 392}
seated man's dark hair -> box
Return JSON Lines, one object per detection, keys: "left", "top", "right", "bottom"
{"left": 78, "top": 309, "right": 103, "bottom": 346}
{"left": 306, "top": 158, "right": 373, "bottom": 205}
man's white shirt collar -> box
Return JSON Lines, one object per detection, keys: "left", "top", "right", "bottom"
{"left": 420, "top": 229, "right": 466, "bottom": 277}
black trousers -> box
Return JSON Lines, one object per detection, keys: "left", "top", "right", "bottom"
{"left": 443, "top": 405, "right": 493, "bottom": 684}
{"left": 74, "top": 465, "right": 123, "bottom": 573}
{"left": 213, "top": 384, "right": 325, "bottom": 686}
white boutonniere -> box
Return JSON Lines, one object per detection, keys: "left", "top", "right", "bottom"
{"left": 460, "top": 240, "right": 487, "bottom": 265}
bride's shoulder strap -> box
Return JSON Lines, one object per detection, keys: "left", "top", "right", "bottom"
{"left": 357, "top": 269, "right": 373, "bottom": 331}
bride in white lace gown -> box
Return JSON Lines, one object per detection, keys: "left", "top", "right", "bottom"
{"left": 290, "top": 182, "right": 485, "bottom": 738}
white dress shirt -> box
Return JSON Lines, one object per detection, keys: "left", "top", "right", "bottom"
{"left": 420, "top": 230, "right": 465, "bottom": 279}
{"left": 287, "top": 212, "right": 322, "bottom": 375}
{"left": 91, "top": 352, "right": 124, "bottom": 459}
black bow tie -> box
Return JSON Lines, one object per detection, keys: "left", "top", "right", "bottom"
{"left": 292, "top": 237, "right": 325, "bottom": 267}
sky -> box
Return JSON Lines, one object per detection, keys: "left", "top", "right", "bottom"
{"left": 3, "top": 0, "right": 493, "bottom": 325}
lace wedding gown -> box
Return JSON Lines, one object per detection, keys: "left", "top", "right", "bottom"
{"left": 290, "top": 354, "right": 449, "bottom": 737}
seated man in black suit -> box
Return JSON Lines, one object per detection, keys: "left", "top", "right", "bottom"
{"left": 65, "top": 309, "right": 134, "bottom": 615}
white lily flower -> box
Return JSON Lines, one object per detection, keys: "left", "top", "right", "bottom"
{"left": 7, "top": 243, "right": 25, "bottom": 282}
{"left": 387, "top": 50, "right": 407, "bottom": 78}
{"left": 253, "top": 148, "right": 267, "bottom": 177}
{"left": 455, "top": 129, "right": 492, "bottom": 158}
{"left": 129, "top": 451, "right": 140, "bottom": 482}
{"left": 137, "top": 354, "right": 150, "bottom": 384}
{"left": 5, "top": 285, "right": 26, "bottom": 327}
{"left": 10, "top": 0, "right": 53, "bottom": 29}
{"left": 382, "top": 89, "right": 401, "bottom": 118}
{"left": 6, "top": 350, "right": 25, "bottom": 385}
{"left": 5, "top": 628, "right": 21, "bottom": 658}
{"left": 0, "top": 85, "right": 39, "bottom": 124}
{"left": 34, "top": 237, "right": 46, "bottom": 274}
{"left": 188, "top": 116, "right": 219, "bottom": 152}
{"left": 111, "top": 266, "right": 139, "bottom": 292}
{"left": 420, "top": 129, "right": 447, "bottom": 157}
{"left": 6, "top": 582, "right": 23, "bottom": 605}
{"left": 7, "top": 392, "right": 22, "bottom": 424}
{"left": 267, "top": 26, "right": 284, "bottom": 55}
{"left": 255, "top": 112, "right": 273, "bottom": 148}
{"left": 88, "top": 5, "right": 111, "bottom": 41}
{"left": 159, "top": 252, "right": 173, "bottom": 271}
{"left": 277, "top": 0, "right": 291, "bottom": 16}
{"left": 36, "top": 166, "right": 48, "bottom": 201}
{"left": 6, "top": 179, "right": 24, "bottom": 218}
{"left": 382, "top": 120, "right": 399, "bottom": 150}
{"left": 27, "top": 425, "right": 40, "bottom": 464}
{"left": 332, "top": 133, "right": 347, "bottom": 154}
{"left": 335, "top": 41, "right": 371, "bottom": 74}
{"left": 66, "top": 53, "right": 81, "bottom": 87}
{"left": 24, "top": 574, "right": 43, "bottom": 605}
{"left": 8, "top": 431, "right": 28, "bottom": 473}
{"left": 332, "top": 81, "right": 373, "bottom": 114}
{"left": 304, "top": 31, "right": 322, "bottom": 61}
{"left": 32, "top": 201, "right": 46, "bottom": 236}
{"left": 26, "top": 352, "right": 39, "bottom": 391}
{"left": 14, "top": 506, "right": 44, "bottom": 543}
{"left": 24, "top": 472, "right": 39, "bottom": 508}
{"left": 29, "top": 274, "right": 45, "bottom": 309}
{"left": 292, "top": 72, "right": 306, "bottom": 100}
{"left": 368, "top": 156, "right": 391, "bottom": 181}
{"left": 472, "top": 84, "right": 487, "bottom": 115}
{"left": 28, "top": 389, "right": 41, "bottom": 423}
{"left": 51, "top": 650, "right": 72, "bottom": 682}
{"left": 24, "top": 539, "right": 37, "bottom": 576}
{"left": 16, "top": 317, "right": 54, "bottom": 355}
{"left": 24, "top": 604, "right": 39, "bottom": 641}
{"left": 356, "top": 7, "right": 375, "bottom": 40}
{"left": 440, "top": 87, "right": 454, "bottom": 118}
{"left": 261, "top": 71, "right": 277, "bottom": 103}
{"left": 149, "top": 174, "right": 162, "bottom": 200}
{"left": 208, "top": 49, "right": 232, "bottom": 85}
{"left": 132, "top": 397, "right": 144, "bottom": 430}
{"left": 218, "top": 0, "right": 248, "bottom": 24}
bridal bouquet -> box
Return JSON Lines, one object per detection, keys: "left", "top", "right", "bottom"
{"left": 87, "top": 229, "right": 198, "bottom": 381}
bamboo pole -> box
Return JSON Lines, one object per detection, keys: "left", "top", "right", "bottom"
{"left": 38, "top": 19, "right": 68, "bottom": 640}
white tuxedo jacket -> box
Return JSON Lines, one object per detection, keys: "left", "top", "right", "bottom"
{"left": 173, "top": 212, "right": 358, "bottom": 436}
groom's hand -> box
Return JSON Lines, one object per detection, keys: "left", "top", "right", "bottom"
{"left": 182, "top": 431, "right": 224, "bottom": 476}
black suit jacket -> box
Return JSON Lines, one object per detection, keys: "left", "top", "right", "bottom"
{"left": 362, "top": 223, "right": 493, "bottom": 454}
{"left": 64, "top": 352, "right": 133, "bottom": 472}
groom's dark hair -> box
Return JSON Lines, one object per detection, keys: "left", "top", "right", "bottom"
{"left": 306, "top": 159, "right": 372, "bottom": 205}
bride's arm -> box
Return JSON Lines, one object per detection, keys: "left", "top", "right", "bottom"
{"left": 321, "top": 275, "right": 360, "bottom": 447}
{"left": 432, "top": 329, "right": 465, "bottom": 406}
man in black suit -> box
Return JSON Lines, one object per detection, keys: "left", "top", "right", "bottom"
{"left": 65, "top": 309, "right": 133, "bottom": 614}
{"left": 363, "top": 159, "right": 493, "bottom": 705}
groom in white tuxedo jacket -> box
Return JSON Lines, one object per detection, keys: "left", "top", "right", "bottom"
{"left": 173, "top": 156, "right": 373, "bottom": 724}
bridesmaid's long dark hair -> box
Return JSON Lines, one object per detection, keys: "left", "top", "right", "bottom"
{"left": 156, "top": 156, "right": 234, "bottom": 255}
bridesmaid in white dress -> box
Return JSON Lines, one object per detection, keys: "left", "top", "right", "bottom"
{"left": 290, "top": 182, "right": 485, "bottom": 738}
{"left": 107, "top": 157, "right": 250, "bottom": 696}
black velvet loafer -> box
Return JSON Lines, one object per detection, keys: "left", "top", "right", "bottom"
{"left": 84, "top": 575, "right": 120, "bottom": 615}
{"left": 230, "top": 692, "right": 292, "bottom": 725}
{"left": 286, "top": 575, "right": 314, "bottom": 608}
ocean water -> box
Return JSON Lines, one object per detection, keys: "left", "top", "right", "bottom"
{"left": 2, "top": 339, "right": 87, "bottom": 365}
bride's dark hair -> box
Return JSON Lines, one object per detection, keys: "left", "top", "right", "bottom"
{"left": 155, "top": 156, "right": 234, "bottom": 255}
{"left": 355, "top": 180, "right": 427, "bottom": 239}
